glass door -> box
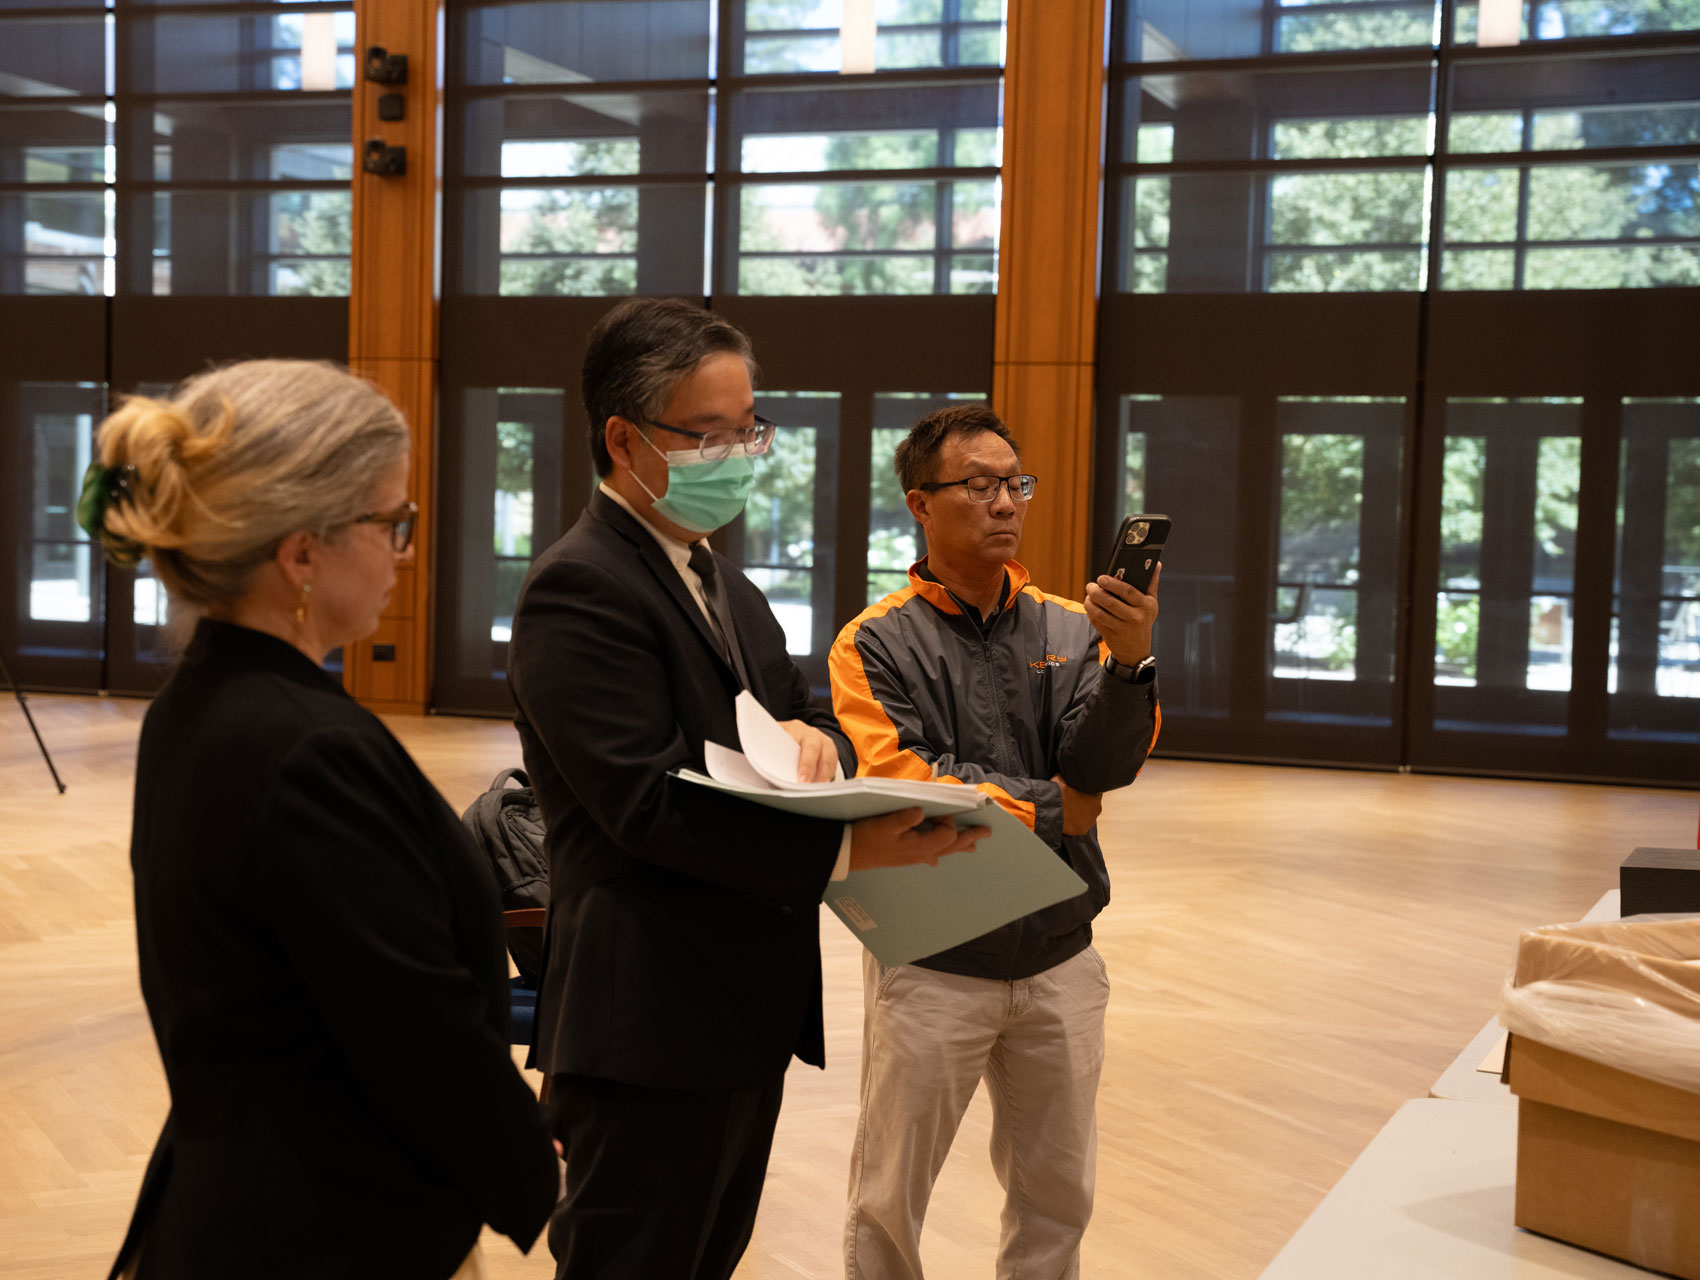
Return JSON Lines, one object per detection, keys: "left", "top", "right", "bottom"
{"left": 1431, "top": 398, "right": 1583, "bottom": 732}
{"left": 12, "top": 381, "right": 106, "bottom": 689}
{"left": 722, "top": 390, "right": 842, "bottom": 669}
{"left": 1268, "top": 396, "right": 1405, "bottom": 724}
{"left": 1611, "top": 398, "right": 1700, "bottom": 741}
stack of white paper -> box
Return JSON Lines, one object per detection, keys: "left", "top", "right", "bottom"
{"left": 673, "top": 692, "right": 987, "bottom": 821}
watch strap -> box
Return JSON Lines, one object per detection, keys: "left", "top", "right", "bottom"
{"left": 1102, "top": 653, "right": 1157, "bottom": 684}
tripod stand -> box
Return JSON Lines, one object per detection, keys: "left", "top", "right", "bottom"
{"left": 0, "top": 648, "right": 66, "bottom": 794}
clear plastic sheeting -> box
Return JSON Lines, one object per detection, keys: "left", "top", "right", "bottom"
{"left": 1499, "top": 915, "right": 1700, "bottom": 1097}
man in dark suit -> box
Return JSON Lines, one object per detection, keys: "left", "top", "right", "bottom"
{"left": 508, "top": 297, "right": 981, "bottom": 1280}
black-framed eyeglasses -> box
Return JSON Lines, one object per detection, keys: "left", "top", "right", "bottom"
{"left": 352, "top": 500, "right": 418, "bottom": 552}
{"left": 640, "top": 414, "right": 777, "bottom": 462}
{"left": 918, "top": 474, "right": 1038, "bottom": 503}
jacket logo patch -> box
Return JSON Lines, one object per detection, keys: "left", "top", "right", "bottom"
{"left": 1029, "top": 654, "right": 1068, "bottom": 671}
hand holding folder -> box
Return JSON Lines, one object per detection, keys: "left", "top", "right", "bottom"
{"left": 672, "top": 694, "right": 1089, "bottom": 967}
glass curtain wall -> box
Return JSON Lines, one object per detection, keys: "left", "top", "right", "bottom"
{"left": 2, "top": 0, "right": 112, "bottom": 691}
{"left": 1613, "top": 400, "right": 1700, "bottom": 725}
{"left": 1097, "top": 0, "right": 1700, "bottom": 783}
{"left": 0, "top": 0, "right": 353, "bottom": 694}
{"left": 435, "top": 0, "right": 1005, "bottom": 709}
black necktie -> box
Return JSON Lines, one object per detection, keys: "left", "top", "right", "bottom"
{"left": 687, "top": 543, "right": 749, "bottom": 688}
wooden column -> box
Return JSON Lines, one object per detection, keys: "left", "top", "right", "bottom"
{"left": 992, "top": 0, "right": 1108, "bottom": 598}
{"left": 346, "top": 0, "right": 441, "bottom": 713}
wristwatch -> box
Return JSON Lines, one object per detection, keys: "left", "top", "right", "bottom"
{"left": 1102, "top": 653, "right": 1157, "bottom": 685}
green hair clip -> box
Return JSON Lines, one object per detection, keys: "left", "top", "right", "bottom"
{"left": 76, "top": 461, "right": 147, "bottom": 568}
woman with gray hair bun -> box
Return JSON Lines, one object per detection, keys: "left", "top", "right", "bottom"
{"left": 83, "top": 360, "right": 559, "bottom": 1280}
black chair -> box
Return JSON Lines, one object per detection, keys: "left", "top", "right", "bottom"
{"left": 503, "top": 907, "right": 548, "bottom": 1104}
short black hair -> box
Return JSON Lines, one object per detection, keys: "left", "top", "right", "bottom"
{"left": 894, "top": 402, "right": 1021, "bottom": 493}
{"left": 581, "top": 298, "right": 757, "bottom": 478}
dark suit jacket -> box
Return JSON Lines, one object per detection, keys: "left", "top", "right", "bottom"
{"left": 111, "top": 620, "right": 557, "bottom": 1280}
{"left": 508, "top": 490, "right": 854, "bottom": 1092}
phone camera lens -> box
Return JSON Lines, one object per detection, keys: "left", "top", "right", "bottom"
{"left": 1125, "top": 521, "right": 1149, "bottom": 545}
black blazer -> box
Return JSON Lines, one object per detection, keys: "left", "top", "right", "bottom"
{"left": 508, "top": 491, "right": 854, "bottom": 1092}
{"left": 111, "top": 620, "right": 557, "bottom": 1280}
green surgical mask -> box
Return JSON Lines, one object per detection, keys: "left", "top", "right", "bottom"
{"left": 632, "top": 432, "right": 757, "bottom": 535}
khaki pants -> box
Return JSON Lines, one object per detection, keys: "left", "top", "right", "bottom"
{"left": 844, "top": 946, "right": 1111, "bottom": 1280}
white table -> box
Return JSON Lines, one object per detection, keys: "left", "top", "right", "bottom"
{"left": 1258, "top": 1099, "right": 1652, "bottom": 1279}
{"left": 1580, "top": 889, "right": 1622, "bottom": 924}
{"left": 1429, "top": 1017, "right": 1515, "bottom": 1105}
{"left": 1427, "top": 890, "right": 1621, "bottom": 1106}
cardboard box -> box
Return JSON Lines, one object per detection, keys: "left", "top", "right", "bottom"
{"left": 1621, "top": 846, "right": 1700, "bottom": 917}
{"left": 1506, "top": 1033, "right": 1700, "bottom": 1279}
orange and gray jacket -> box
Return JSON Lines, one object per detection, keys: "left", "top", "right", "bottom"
{"left": 829, "top": 558, "right": 1160, "bottom": 980}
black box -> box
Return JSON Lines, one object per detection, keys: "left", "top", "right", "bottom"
{"left": 1621, "top": 847, "right": 1700, "bottom": 917}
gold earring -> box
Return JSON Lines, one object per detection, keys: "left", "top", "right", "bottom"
{"left": 295, "top": 581, "right": 312, "bottom": 625}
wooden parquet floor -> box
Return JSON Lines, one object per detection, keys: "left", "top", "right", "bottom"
{"left": 2, "top": 691, "right": 1695, "bottom": 1279}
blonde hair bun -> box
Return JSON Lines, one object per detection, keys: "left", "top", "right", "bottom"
{"left": 96, "top": 395, "right": 231, "bottom": 554}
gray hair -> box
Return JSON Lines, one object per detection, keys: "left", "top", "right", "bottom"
{"left": 94, "top": 359, "right": 409, "bottom": 635}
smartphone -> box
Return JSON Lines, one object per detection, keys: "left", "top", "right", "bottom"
{"left": 1105, "top": 513, "right": 1170, "bottom": 594}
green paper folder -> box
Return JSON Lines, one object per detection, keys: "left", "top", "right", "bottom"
{"left": 675, "top": 691, "right": 1088, "bottom": 966}
{"left": 820, "top": 802, "right": 1088, "bottom": 967}
{"left": 675, "top": 762, "right": 1089, "bottom": 966}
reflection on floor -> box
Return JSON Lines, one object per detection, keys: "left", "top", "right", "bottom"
{"left": 0, "top": 692, "right": 1693, "bottom": 1279}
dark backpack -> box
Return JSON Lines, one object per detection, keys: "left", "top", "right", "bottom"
{"left": 460, "top": 768, "right": 548, "bottom": 984}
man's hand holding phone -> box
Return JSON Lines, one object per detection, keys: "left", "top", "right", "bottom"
{"left": 1085, "top": 563, "right": 1160, "bottom": 664}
